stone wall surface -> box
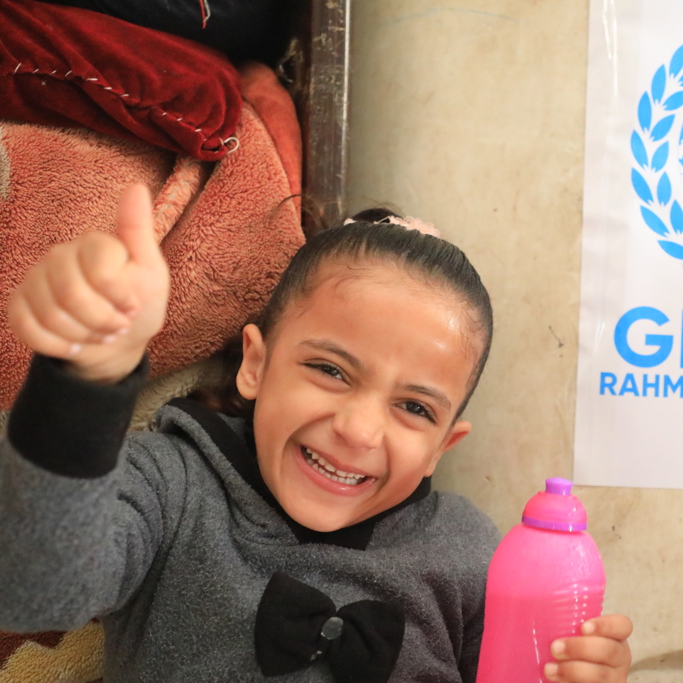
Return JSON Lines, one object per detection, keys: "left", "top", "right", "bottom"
{"left": 347, "top": 1, "right": 683, "bottom": 677}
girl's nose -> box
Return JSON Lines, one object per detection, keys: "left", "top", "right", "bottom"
{"left": 332, "top": 398, "right": 384, "bottom": 450}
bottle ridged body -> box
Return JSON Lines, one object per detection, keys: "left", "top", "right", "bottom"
{"left": 475, "top": 523, "right": 605, "bottom": 683}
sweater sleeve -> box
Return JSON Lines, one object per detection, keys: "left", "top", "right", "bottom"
{"left": 458, "top": 591, "right": 488, "bottom": 683}
{"left": 459, "top": 533, "right": 500, "bottom": 683}
{"left": 450, "top": 497, "right": 501, "bottom": 683}
{"left": 0, "top": 355, "right": 176, "bottom": 633}
{"left": 7, "top": 354, "right": 146, "bottom": 478}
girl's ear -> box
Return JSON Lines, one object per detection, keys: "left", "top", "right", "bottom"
{"left": 236, "top": 324, "right": 266, "bottom": 400}
{"left": 424, "top": 420, "right": 472, "bottom": 477}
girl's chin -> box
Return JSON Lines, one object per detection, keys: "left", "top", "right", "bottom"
{"left": 281, "top": 499, "right": 369, "bottom": 533}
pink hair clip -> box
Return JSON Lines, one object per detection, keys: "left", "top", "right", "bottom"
{"left": 344, "top": 215, "right": 441, "bottom": 238}
{"left": 383, "top": 215, "right": 441, "bottom": 238}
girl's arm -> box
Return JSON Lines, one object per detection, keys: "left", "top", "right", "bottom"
{"left": 0, "top": 185, "right": 174, "bottom": 631}
{"left": 0, "top": 353, "right": 181, "bottom": 632}
{"left": 544, "top": 614, "right": 633, "bottom": 682}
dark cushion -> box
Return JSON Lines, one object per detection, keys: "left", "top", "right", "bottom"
{"left": 36, "top": 0, "right": 306, "bottom": 65}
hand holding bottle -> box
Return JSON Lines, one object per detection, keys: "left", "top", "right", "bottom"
{"left": 544, "top": 613, "right": 633, "bottom": 682}
{"left": 8, "top": 184, "right": 169, "bottom": 384}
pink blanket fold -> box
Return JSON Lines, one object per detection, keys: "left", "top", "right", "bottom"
{"left": 0, "top": 64, "right": 304, "bottom": 410}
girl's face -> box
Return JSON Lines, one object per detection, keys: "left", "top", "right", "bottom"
{"left": 236, "top": 262, "right": 481, "bottom": 532}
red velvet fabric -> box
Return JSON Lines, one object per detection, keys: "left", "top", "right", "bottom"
{"left": 0, "top": 0, "right": 243, "bottom": 160}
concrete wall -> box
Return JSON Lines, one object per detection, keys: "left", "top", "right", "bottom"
{"left": 347, "top": 1, "right": 683, "bottom": 678}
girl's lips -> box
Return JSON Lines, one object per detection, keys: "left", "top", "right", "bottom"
{"left": 296, "top": 445, "right": 377, "bottom": 496}
{"left": 302, "top": 445, "right": 374, "bottom": 478}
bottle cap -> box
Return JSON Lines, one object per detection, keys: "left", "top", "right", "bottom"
{"left": 521, "top": 477, "right": 587, "bottom": 531}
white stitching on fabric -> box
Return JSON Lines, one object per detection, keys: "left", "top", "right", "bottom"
{"left": 10, "top": 64, "right": 239, "bottom": 153}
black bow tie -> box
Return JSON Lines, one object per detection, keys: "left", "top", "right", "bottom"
{"left": 254, "top": 572, "right": 405, "bottom": 682}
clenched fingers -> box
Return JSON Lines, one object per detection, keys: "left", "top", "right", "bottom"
{"left": 544, "top": 615, "right": 633, "bottom": 682}
{"left": 7, "top": 294, "right": 85, "bottom": 359}
{"left": 580, "top": 615, "right": 633, "bottom": 642}
{"left": 17, "top": 271, "right": 124, "bottom": 344}
{"left": 8, "top": 232, "right": 139, "bottom": 356}
{"left": 544, "top": 659, "right": 627, "bottom": 682}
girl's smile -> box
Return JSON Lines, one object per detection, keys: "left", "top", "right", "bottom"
{"left": 236, "top": 261, "right": 481, "bottom": 532}
{"left": 298, "top": 444, "right": 376, "bottom": 493}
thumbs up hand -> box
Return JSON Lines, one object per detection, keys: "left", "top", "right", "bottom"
{"left": 8, "top": 185, "right": 170, "bottom": 383}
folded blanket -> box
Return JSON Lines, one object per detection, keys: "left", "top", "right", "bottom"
{"left": 0, "top": 62, "right": 304, "bottom": 410}
{"left": 147, "top": 99, "right": 303, "bottom": 378}
{"left": 0, "top": 0, "right": 243, "bottom": 160}
{"left": 0, "top": 622, "right": 104, "bottom": 682}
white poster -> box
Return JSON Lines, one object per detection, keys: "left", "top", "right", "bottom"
{"left": 575, "top": 0, "right": 683, "bottom": 488}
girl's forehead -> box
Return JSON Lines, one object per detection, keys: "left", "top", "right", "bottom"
{"left": 309, "top": 258, "right": 448, "bottom": 301}
{"left": 290, "top": 260, "right": 479, "bottom": 351}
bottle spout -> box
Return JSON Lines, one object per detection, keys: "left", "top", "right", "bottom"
{"left": 521, "top": 478, "right": 588, "bottom": 531}
{"left": 545, "top": 477, "right": 573, "bottom": 496}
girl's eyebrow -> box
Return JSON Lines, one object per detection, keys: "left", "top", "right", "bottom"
{"left": 403, "top": 384, "right": 452, "bottom": 412}
{"left": 298, "top": 339, "right": 453, "bottom": 412}
{"left": 299, "top": 339, "right": 363, "bottom": 370}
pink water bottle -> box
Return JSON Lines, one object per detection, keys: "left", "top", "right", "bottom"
{"left": 475, "top": 478, "right": 606, "bottom": 683}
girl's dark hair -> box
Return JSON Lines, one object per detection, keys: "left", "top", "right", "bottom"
{"left": 190, "top": 209, "right": 493, "bottom": 421}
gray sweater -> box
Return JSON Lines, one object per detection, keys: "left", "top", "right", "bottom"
{"left": 0, "top": 356, "right": 500, "bottom": 682}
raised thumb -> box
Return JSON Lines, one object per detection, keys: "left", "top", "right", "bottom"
{"left": 116, "top": 184, "right": 160, "bottom": 266}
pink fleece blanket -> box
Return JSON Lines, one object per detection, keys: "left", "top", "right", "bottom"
{"left": 0, "top": 63, "right": 304, "bottom": 410}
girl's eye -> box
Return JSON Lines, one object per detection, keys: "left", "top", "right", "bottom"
{"left": 305, "top": 362, "right": 344, "bottom": 381}
{"left": 401, "top": 401, "right": 436, "bottom": 423}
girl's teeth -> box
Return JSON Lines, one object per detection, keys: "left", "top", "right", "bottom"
{"left": 303, "top": 447, "right": 366, "bottom": 485}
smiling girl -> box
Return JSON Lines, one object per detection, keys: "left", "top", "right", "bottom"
{"left": 0, "top": 186, "right": 631, "bottom": 682}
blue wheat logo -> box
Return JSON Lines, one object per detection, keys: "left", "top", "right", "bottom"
{"left": 631, "top": 45, "right": 683, "bottom": 260}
